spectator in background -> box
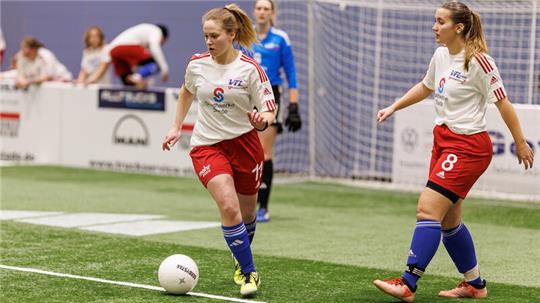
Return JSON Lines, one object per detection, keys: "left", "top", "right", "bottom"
{"left": 0, "top": 55, "right": 18, "bottom": 81}
{"left": 15, "top": 36, "right": 72, "bottom": 89}
{"left": 90, "top": 23, "right": 169, "bottom": 89}
{"left": 76, "top": 26, "right": 111, "bottom": 85}
{"left": 0, "top": 27, "right": 5, "bottom": 69}
{"left": 251, "top": 0, "right": 301, "bottom": 223}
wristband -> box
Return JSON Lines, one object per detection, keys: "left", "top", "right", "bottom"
{"left": 255, "top": 121, "right": 269, "bottom": 132}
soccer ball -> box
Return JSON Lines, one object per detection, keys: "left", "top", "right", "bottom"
{"left": 158, "top": 254, "right": 199, "bottom": 294}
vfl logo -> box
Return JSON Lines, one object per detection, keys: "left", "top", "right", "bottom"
{"left": 437, "top": 77, "right": 446, "bottom": 93}
{"left": 228, "top": 79, "right": 245, "bottom": 89}
{"left": 212, "top": 87, "right": 225, "bottom": 103}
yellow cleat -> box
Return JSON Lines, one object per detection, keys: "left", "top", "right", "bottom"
{"left": 233, "top": 257, "right": 243, "bottom": 285}
{"left": 240, "top": 272, "right": 260, "bottom": 298}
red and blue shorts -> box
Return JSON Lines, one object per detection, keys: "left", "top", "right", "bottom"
{"left": 189, "top": 129, "right": 264, "bottom": 195}
{"left": 427, "top": 124, "right": 492, "bottom": 202}
{"left": 109, "top": 45, "right": 152, "bottom": 76}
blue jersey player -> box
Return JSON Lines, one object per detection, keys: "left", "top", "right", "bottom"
{"left": 252, "top": 0, "right": 301, "bottom": 223}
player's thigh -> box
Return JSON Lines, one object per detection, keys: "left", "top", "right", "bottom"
{"left": 428, "top": 151, "right": 491, "bottom": 200}
{"left": 206, "top": 174, "right": 242, "bottom": 223}
{"left": 257, "top": 127, "right": 277, "bottom": 159}
{"left": 227, "top": 130, "right": 265, "bottom": 195}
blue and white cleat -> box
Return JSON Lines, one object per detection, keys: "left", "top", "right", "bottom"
{"left": 256, "top": 208, "right": 270, "bottom": 223}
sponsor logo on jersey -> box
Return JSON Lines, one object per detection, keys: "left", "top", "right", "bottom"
{"left": 263, "top": 87, "right": 272, "bottom": 96}
{"left": 436, "top": 171, "right": 445, "bottom": 179}
{"left": 227, "top": 79, "right": 246, "bottom": 89}
{"left": 212, "top": 87, "right": 225, "bottom": 103}
{"left": 199, "top": 164, "right": 211, "bottom": 178}
{"left": 449, "top": 69, "right": 467, "bottom": 84}
{"left": 437, "top": 77, "right": 446, "bottom": 93}
{"left": 264, "top": 42, "right": 279, "bottom": 50}
{"left": 490, "top": 76, "right": 498, "bottom": 85}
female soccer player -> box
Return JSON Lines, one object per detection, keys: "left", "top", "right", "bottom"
{"left": 76, "top": 26, "right": 111, "bottom": 85}
{"left": 162, "top": 4, "right": 275, "bottom": 298}
{"left": 251, "top": 0, "right": 301, "bottom": 223}
{"left": 373, "top": 2, "right": 534, "bottom": 302}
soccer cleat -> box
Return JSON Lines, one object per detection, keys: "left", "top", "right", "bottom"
{"left": 373, "top": 277, "right": 415, "bottom": 303}
{"left": 256, "top": 208, "right": 270, "bottom": 223}
{"left": 240, "top": 271, "right": 260, "bottom": 297}
{"left": 232, "top": 256, "right": 243, "bottom": 285}
{"left": 438, "top": 281, "right": 487, "bottom": 298}
{"left": 127, "top": 73, "right": 146, "bottom": 89}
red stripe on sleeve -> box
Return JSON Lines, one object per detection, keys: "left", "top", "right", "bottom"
{"left": 241, "top": 55, "right": 268, "bottom": 82}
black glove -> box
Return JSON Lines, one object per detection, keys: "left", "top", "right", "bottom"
{"left": 285, "top": 103, "right": 302, "bottom": 132}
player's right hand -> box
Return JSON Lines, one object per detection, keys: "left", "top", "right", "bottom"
{"left": 162, "top": 127, "right": 181, "bottom": 151}
{"left": 377, "top": 106, "right": 395, "bottom": 123}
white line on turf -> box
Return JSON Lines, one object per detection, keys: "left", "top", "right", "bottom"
{"left": 0, "top": 264, "right": 265, "bottom": 303}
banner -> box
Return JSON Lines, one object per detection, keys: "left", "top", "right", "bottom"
{"left": 0, "top": 82, "right": 198, "bottom": 176}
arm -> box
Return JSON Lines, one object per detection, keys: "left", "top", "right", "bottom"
{"left": 377, "top": 82, "right": 433, "bottom": 123}
{"left": 494, "top": 97, "right": 534, "bottom": 169}
{"left": 162, "top": 85, "right": 194, "bottom": 151}
{"left": 85, "top": 62, "right": 109, "bottom": 84}
{"left": 76, "top": 69, "right": 88, "bottom": 84}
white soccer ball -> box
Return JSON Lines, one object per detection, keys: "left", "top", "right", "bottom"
{"left": 158, "top": 254, "right": 199, "bottom": 294}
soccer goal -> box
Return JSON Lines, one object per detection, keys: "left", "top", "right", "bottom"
{"left": 273, "top": 0, "right": 540, "bottom": 200}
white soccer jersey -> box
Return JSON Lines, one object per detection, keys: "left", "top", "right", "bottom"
{"left": 17, "top": 48, "right": 72, "bottom": 82}
{"left": 184, "top": 51, "right": 277, "bottom": 147}
{"left": 422, "top": 47, "right": 507, "bottom": 135}
{"left": 104, "top": 23, "right": 168, "bottom": 74}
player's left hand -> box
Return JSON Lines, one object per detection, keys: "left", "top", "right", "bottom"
{"left": 515, "top": 140, "right": 534, "bottom": 170}
{"left": 161, "top": 72, "right": 169, "bottom": 83}
{"left": 285, "top": 103, "right": 302, "bottom": 132}
{"left": 247, "top": 110, "right": 268, "bottom": 131}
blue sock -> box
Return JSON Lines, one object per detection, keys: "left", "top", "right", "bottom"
{"left": 222, "top": 222, "right": 255, "bottom": 273}
{"left": 136, "top": 62, "right": 159, "bottom": 78}
{"left": 245, "top": 219, "right": 256, "bottom": 243}
{"left": 402, "top": 220, "right": 442, "bottom": 291}
{"left": 442, "top": 222, "right": 484, "bottom": 288}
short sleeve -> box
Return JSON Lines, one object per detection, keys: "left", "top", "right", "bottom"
{"left": 422, "top": 51, "right": 437, "bottom": 90}
{"left": 183, "top": 61, "right": 196, "bottom": 94}
{"left": 249, "top": 64, "right": 276, "bottom": 112}
{"left": 473, "top": 53, "right": 506, "bottom": 104}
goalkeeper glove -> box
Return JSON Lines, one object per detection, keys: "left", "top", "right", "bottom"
{"left": 285, "top": 103, "right": 302, "bottom": 132}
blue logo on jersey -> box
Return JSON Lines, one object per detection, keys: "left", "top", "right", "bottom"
{"left": 212, "top": 87, "right": 224, "bottom": 103}
{"left": 437, "top": 78, "right": 446, "bottom": 93}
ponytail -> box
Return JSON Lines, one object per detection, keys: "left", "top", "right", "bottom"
{"left": 441, "top": 1, "right": 488, "bottom": 71}
{"left": 464, "top": 11, "right": 488, "bottom": 71}
{"left": 203, "top": 4, "right": 257, "bottom": 50}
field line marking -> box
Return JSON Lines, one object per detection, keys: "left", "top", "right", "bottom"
{"left": 0, "top": 264, "right": 265, "bottom": 303}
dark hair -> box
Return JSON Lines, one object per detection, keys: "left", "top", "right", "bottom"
{"left": 202, "top": 4, "right": 257, "bottom": 50}
{"left": 156, "top": 24, "right": 169, "bottom": 40}
{"left": 21, "top": 36, "right": 44, "bottom": 49}
{"left": 84, "top": 26, "right": 105, "bottom": 49}
{"left": 441, "top": 1, "right": 487, "bottom": 71}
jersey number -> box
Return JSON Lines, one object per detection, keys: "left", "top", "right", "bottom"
{"left": 252, "top": 161, "right": 264, "bottom": 182}
{"left": 441, "top": 154, "right": 458, "bottom": 171}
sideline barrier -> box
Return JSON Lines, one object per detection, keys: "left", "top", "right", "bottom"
{"left": 393, "top": 100, "right": 540, "bottom": 197}
{"left": 0, "top": 81, "right": 196, "bottom": 176}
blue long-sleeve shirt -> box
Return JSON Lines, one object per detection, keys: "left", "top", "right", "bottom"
{"left": 252, "top": 27, "right": 297, "bottom": 89}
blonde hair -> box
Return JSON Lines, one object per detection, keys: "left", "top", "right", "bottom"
{"left": 202, "top": 3, "right": 257, "bottom": 50}
{"left": 254, "top": 0, "right": 277, "bottom": 26}
{"left": 84, "top": 26, "right": 105, "bottom": 49}
{"left": 441, "top": 1, "right": 488, "bottom": 71}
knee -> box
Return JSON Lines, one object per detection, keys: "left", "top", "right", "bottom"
{"left": 220, "top": 202, "right": 241, "bottom": 221}
{"left": 416, "top": 205, "right": 441, "bottom": 221}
